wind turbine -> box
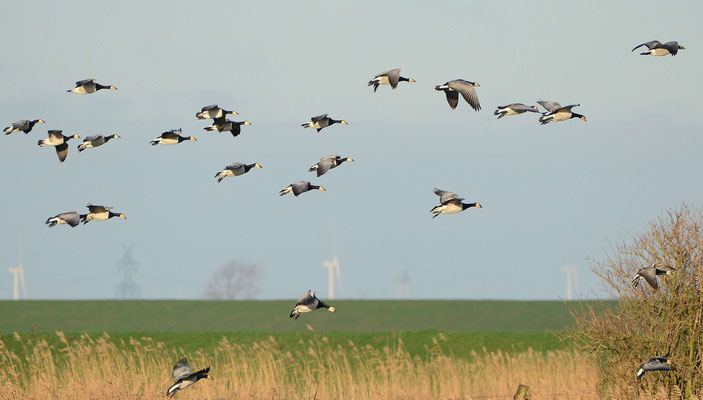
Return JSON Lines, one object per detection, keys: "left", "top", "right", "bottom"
{"left": 394, "top": 269, "right": 409, "bottom": 299}
{"left": 322, "top": 228, "right": 341, "bottom": 300}
{"left": 561, "top": 266, "right": 578, "bottom": 300}
{"left": 8, "top": 235, "right": 26, "bottom": 300}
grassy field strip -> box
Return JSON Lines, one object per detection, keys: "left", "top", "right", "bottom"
{"left": 0, "top": 300, "right": 614, "bottom": 334}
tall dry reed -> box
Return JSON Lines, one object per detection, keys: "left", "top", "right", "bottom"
{"left": 0, "top": 331, "right": 689, "bottom": 399}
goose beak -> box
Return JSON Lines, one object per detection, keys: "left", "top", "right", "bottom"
{"left": 580, "top": 116, "right": 587, "bottom": 121}
{"left": 409, "top": 78, "right": 416, "bottom": 83}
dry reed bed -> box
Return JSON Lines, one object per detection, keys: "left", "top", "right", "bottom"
{"left": 0, "top": 332, "right": 689, "bottom": 399}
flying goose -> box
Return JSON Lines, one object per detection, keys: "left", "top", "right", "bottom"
{"left": 214, "top": 162, "right": 262, "bottom": 183}
{"left": 301, "top": 114, "right": 348, "bottom": 132}
{"left": 279, "top": 181, "right": 325, "bottom": 197}
{"left": 80, "top": 204, "right": 126, "bottom": 224}
{"left": 205, "top": 117, "right": 252, "bottom": 137}
{"left": 196, "top": 104, "right": 237, "bottom": 120}
{"left": 4, "top": 119, "right": 45, "bottom": 135}
{"left": 46, "top": 211, "right": 82, "bottom": 228}
{"left": 435, "top": 80, "right": 481, "bottom": 111}
{"left": 309, "top": 155, "right": 354, "bottom": 177}
{"left": 67, "top": 79, "right": 117, "bottom": 94}
{"left": 150, "top": 129, "right": 196, "bottom": 146}
{"left": 632, "top": 41, "right": 685, "bottom": 56}
{"left": 77, "top": 134, "right": 120, "bottom": 152}
{"left": 637, "top": 353, "right": 672, "bottom": 380}
{"left": 166, "top": 358, "right": 210, "bottom": 397}
{"left": 537, "top": 101, "right": 586, "bottom": 124}
{"left": 367, "top": 68, "right": 415, "bottom": 92}
{"left": 37, "top": 130, "right": 80, "bottom": 162}
{"left": 632, "top": 263, "right": 675, "bottom": 290}
{"left": 494, "top": 104, "right": 539, "bottom": 119}
{"left": 431, "top": 188, "right": 483, "bottom": 218}
{"left": 290, "top": 290, "right": 335, "bottom": 319}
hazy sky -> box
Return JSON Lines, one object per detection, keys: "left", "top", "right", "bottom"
{"left": 1, "top": 1, "right": 702, "bottom": 300}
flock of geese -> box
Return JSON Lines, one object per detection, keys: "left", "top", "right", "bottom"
{"left": 3, "top": 38, "right": 686, "bottom": 396}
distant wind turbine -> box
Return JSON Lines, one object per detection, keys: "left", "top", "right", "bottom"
{"left": 8, "top": 235, "right": 27, "bottom": 300}
{"left": 561, "top": 266, "right": 578, "bottom": 300}
{"left": 322, "top": 227, "right": 341, "bottom": 299}
{"left": 394, "top": 269, "right": 409, "bottom": 299}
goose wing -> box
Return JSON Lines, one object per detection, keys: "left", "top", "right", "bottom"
{"left": 654, "top": 264, "right": 676, "bottom": 274}
{"left": 226, "top": 162, "right": 245, "bottom": 171}
{"left": 434, "top": 188, "right": 461, "bottom": 204}
{"left": 384, "top": 68, "right": 401, "bottom": 88}
{"left": 537, "top": 100, "right": 562, "bottom": 113}
{"left": 172, "top": 358, "right": 192, "bottom": 381}
{"left": 632, "top": 40, "right": 661, "bottom": 52}
{"left": 638, "top": 267, "right": 659, "bottom": 289}
{"left": 448, "top": 80, "right": 480, "bottom": 111}
{"left": 56, "top": 143, "right": 69, "bottom": 162}
{"left": 201, "top": 104, "right": 219, "bottom": 112}
{"left": 311, "top": 114, "right": 329, "bottom": 123}
{"left": 291, "top": 181, "right": 310, "bottom": 196}
{"left": 59, "top": 212, "right": 81, "bottom": 227}
{"left": 315, "top": 158, "right": 335, "bottom": 177}
{"left": 508, "top": 103, "right": 539, "bottom": 112}
{"left": 76, "top": 78, "right": 95, "bottom": 86}
{"left": 296, "top": 290, "right": 317, "bottom": 306}
{"left": 87, "top": 204, "right": 111, "bottom": 213}
{"left": 48, "top": 130, "right": 64, "bottom": 141}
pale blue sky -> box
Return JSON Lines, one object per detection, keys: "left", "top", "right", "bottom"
{"left": 0, "top": 1, "right": 701, "bottom": 300}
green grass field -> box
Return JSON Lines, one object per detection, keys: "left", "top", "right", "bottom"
{"left": 0, "top": 300, "right": 613, "bottom": 360}
{"left": 0, "top": 299, "right": 611, "bottom": 333}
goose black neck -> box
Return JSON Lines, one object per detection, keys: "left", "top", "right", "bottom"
{"left": 462, "top": 202, "right": 478, "bottom": 210}
{"left": 571, "top": 113, "right": 584, "bottom": 119}
{"left": 316, "top": 300, "right": 330, "bottom": 309}
{"left": 105, "top": 134, "right": 116, "bottom": 142}
{"left": 96, "top": 83, "right": 110, "bottom": 90}
{"left": 244, "top": 164, "right": 255, "bottom": 172}
{"left": 309, "top": 184, "right": 321, "bottom": 191}
{"left": 399, "top": 76, "right": 410, "bottom": 82}
{"left": 329, "top": 119, "right": 342, "bottom": 125}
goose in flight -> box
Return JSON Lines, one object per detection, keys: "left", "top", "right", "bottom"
{"left": 431, "top": 188, "right": 482, "bottom": 218}
{"left": 632, "top": 41, "right": 684, "bottom": 56}
{"left": 632, "top": 263, "right": 675, "bottom": 290}
{"left": 368, "top": 68, "right": 415, "bottom": 92}
{"left": 537, "top": 101, "right": 586, "bottom": 124}
{"left": 67, "top": 79, "right": 117, "bottom": 94}
{"left": 279, "top": 181, "right": 325, "bottom": 197}
{"left": 37, "top": 130, "right": 80, "bottom": 162}
{"left": 4, "top": 119, "right": 45, "bottom": 135}
{"left": 290, "top": 290, "right": 336, "bottom": 319}
{"left": 435, "top": 80, "right": 481, "bottom": 111}
{"left": 166, "top": 358, "right": 210, "bottom": 397}
{"left": 205, "top": 117, "right": 251, "bottom": 137}
{"left": 494, "top": 104, "right": 539, "bottom": 119}
{"left": 214, "top": 162, "right": 262, "bottom": 183}
{"left": 196, "top": 104, "right": 237, "bottom": 120}
{"left": 150, "top": 129, "right": 196, "bottom": 145}
{"left": 80, "top": 204, "right": 126, "bottom": 224}
{"left": 77, "top": 134, "right": 120, "bottom": 152}
{"left": 302, "top": 114, "right": 348, "bottom": 133}
{"left": 637, "top": 353, "right": 672, "bottom": 380}
{"left": 309, "top": 155, "right": 354, "bottom": 177}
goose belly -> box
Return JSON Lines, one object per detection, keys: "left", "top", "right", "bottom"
{"left": 650, "top": 48, "right": 670, "bottom": 56}
{"left": 443, "top": 203, "right": 463, "bottom": 214}
{"left": 551, "top": 111, "right": 572, "bottom": 121}
{"left": 159, "top": 137, "right": 180, "bottom": 145}
{"left": 376, "top": 76, "right": 390, "bottom": 85}
{"left": 90, "top": 212, "right": 110, "bottom": 221}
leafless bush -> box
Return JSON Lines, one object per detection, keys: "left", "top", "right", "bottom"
{"left": 567, "top": 203, "right": 703, "bottom": 398}
{"left": 203, "top": 260, "right": 262, "bottom": 300}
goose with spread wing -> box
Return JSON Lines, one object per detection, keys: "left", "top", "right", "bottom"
{"left": 67, "top": 79, "right": 117, "bottom": 94}
{"left": 302, "top": 114, "right": 348, "bottom": 132}
{"left": 80, "top": 204, "right": 126, "bottom": 224}
{"left": 435, "top": 80, "right": 481, "bottom": 111}
{"left": 4, "top": 119, "right": 45, "bottom": 134}
{"left": 77, "top": 134, "right": 120, "bottom": 152}
{"left": 166, "top": 358, "right": 210, "bottom": 397}
{"left": 196, "top": 104, "right": 237, "bottom": 120}
{"left": 215, "top": 162, "right": 262, "bottom": 183}
{"left": 494, "top": 104, "right": 539, "bottom": 119}
{"left": 367, "top": 68, "right": 415, "bottom": 92}
{"left": 46, "top": 211, "right": 82, "bottom": 228}
{"left": 290, "top": 290, "right": 335, "bottom": 320}
{"left": 632, "top": 263, "right": 675, "bottom": 290}
{"left": 537, "top": 101, "right": 586, "bottom": 124}
{"left": 279, "top": 181, "right": 325, "bottom": 197}
{"left": 431, "top": 188, "right": 483, "bottom": 218}
{"left": 637, "top": 353, "right": 672, "bottom": 380}
{"left": 205, "top": 117, "right": 251, "bottom": 137}
{"left": 150, "top": 129, "right": 196, "bottom": 146}
{"left": 309, "top": 155, "right": 354, "bottom": 177}
{"left": 38, "top": 130, "right": 80, "bottom": 162}
{"left": 632, "top": 40, "right": 684, "bottom": 56}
